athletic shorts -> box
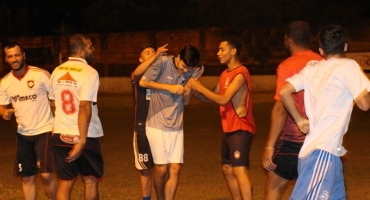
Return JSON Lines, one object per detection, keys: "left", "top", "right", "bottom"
{"left": 133, "top": 130, "right": 154, "bottom": 170}
{"left": 14, "top": 132, "right": 54, "bottom": 177}
{"left": 52, "top": 134, "right": 104, "bottom": 180}
{"left": 290, "top": 149, "right": 345, "bottom": 200}
{"left": 146, "top": 126, "right": 183, "bottom": 164}
{"left": 221, "top": 130, "right": 253, "bottom": 167}
{"left": 272, "top": 140, "right": 303, "bottom": 180}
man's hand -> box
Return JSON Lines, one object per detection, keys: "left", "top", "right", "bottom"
{"left": 191, "top": 65, "right": 204, "bottom": 80}
{"left": 65, "top": 141, "right": 86, "bottom": 163}
{"left": 262, "top": 148, "right": 277, "bottom": 171}
{"left": 155, "top": 44, "right": 168, "bottom": 57}
{"left": 168, "top": 85, "right": 186, "bottom": 95}
{"left": 297, "top": 118, "right": 310, "bottom": 134}
{"left": 187, "top": 78, "right": 202, "bottom": 91}
{"left": 1, "top": 108, "right": 14, "bottom": 120}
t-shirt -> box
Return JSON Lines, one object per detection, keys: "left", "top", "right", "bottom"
{"left": 49, "top": 57, "right": 103, "bottom": 137}
{"left": 287, "top": 58, "right": 370, "bottom": 157}
{"left": 218, "top": 65, "right": 256, "bottom": 134}
{"left": 141, "top": 55, "right": 192, "bottom": 131}
{"left": 0, "top": 66, "right": 53, "bottom": 135}
{"left": 275, "top": 50, "right": 322, "bottom": 142}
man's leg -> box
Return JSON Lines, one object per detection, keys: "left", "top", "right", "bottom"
{"left": 141, "top": 169, "right": 153, "bottom": 199}
{"left": 153, "top": 164, "right": 168, "bottom": 200}
{"left": 22, "top": 175, "right": 37, "bottom": 200}
{"left": 164, "top": 163, "right": 181, "bottom": 200}
{"left": 82, "top": 175, "right": 99, "bottom": 200}
{"left": 264, "top": 171, "right": 289, "bottom": 200}
{"left": 40, "top": 172, "right": 57, "bottom": 200}
{"left": 232, "top": 166, "right": 253, "bottom": 200}
{"left": 56, "top": 179, "right": 76, "bottom": 200}
{"left": 222, "top": 164, "right": 242, "bottom": 200}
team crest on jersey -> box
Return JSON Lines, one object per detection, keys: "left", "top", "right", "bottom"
{"left": 57, "top": 72, "right": 77, "bottom": 86}
{"left": 234, "top": 150, "right": 240, "bottom": 159}
{"left": 224, "top": 77, "right": 229, "bottom": 88}
{"left": 27, "top": 80, "right": 35, "bottom": 88}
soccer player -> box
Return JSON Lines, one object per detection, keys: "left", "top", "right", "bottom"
{"left": 49, "top": 34, "right": 104, "bottom": 200}
{"left": 262, "top": 21, "right": 322, "bottom": 200}
{"left": 139, "top": 45, "right": 202, "bottom": 200}
{"left": 131, "top": 43, "right": 170, "bottom": 200}
{"left": 188, "top": 36, "right": 255, "bottom": 200}
{"left": 280, "top": 24, "right": 370, "bottom": 200}
{"left": 0, "top": 42, "right": 57, "bottom": 200}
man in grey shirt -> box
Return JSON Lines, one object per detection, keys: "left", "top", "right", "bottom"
{"left": 139, "top": 45, "right": 202, "bottom": 200}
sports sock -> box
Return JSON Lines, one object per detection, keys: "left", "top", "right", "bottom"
{"left": 143, "top": 196, "right": 151, "bottom": 200}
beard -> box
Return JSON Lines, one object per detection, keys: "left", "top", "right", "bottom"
{"left": 85, "top": 53, "right": 94, "bottom": 64}
{"left": 7, "top": 58, "right": 26, "bottom": 71}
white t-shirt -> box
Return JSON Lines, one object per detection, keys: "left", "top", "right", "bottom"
{"left": 287, "top": 58, "right": 370, "bottom": 158}
{"left": 0, "top": 66, "right": 53, "bottom": 135}
{"left": 49, "top": 57, "right": 103, "bottom": 137}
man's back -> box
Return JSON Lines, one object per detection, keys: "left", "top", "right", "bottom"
{"left": 287, "top": 58, "right": 370, "bottom": 157}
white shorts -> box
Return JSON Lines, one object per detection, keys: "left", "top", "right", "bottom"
{"left": 146, "top": 126, "right": 184, "bottom": 164}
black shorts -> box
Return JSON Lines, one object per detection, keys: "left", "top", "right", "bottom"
{"left": 133, "top": 130, "right": 154, "bottom": 170}
{"left": 221, "top": 130, "right": 253, "bottom": 167}
{"left": 272, "top": 140, "right": 303, "bottom": 180}
{"left": 15, "top": 132, "right": 54, "bottom": 177}
{"left": 52, "top": 134, "right": 104, "bottom": 180}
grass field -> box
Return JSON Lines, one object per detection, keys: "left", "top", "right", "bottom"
{"left": 0, "top": 92, "right": 370, "bottom": 200}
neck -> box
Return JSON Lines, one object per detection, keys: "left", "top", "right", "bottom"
{"left": 13, "top": 65, "right": 27, "bottom": 77}
{"left": 227, "top": 58, "right": 242, "bottom": 70}
{"left": 290, "top": 45, "right": 309, "bottom": 55}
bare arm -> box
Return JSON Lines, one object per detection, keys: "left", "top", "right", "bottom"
{"left": 131, "top": 44, "right": 168, "bottom": 82}
{"left": 262, "top": 101, "right": 288, "bottom": 171}
{"left": 279, "top": 82, "right": 309, "bottom": 134}
{"left": 65, "top": 100, "right": 91, "bottom": 163}
{"left": 50, "top": 100, "right": 56, "bottom": 117}
{"left": 188, "top": 74, "right": 245, "bottom": 106}
{"left": 354, "top": 89, "right": 370, "bottom": 111}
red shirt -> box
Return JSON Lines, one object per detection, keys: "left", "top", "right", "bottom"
{"left": 275, "top": 50, "right": 322, "bottom": 142}
{"left": 219, "top": 65, "right": 256, "bottom": 134}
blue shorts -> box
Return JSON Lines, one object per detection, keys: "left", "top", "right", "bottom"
{"left": 221, "top": 130, "right": 253, "bottom": 167}
{"left": 290, "top": 149, "right": 346, "bottom": 200}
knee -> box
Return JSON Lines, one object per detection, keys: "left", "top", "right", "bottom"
{"left": 155, "top": 165, "right": 168, "bottom": 177}
{"left": 170, "top": 164, "right": 182, "bottom": 175}
{"left": 82, "top": 176, "right": 98, "bottom": 187}
{"left": 222, "top": 164, "right": 233, "bottom": 175}
{"left": 40, "top": 173, "right": 53, "bottom": 182}
{"left": 23, "top": 175, "right": 36, "bottom": 184}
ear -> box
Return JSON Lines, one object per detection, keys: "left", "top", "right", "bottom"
{"left": 319, "top": 48, "right": 324, "bottom": 56}
{"left": 23, "top": 52, "right": 26, "bottom": 59}
{"left": 344, "top": 43, "right": 348, "bottom": 52}
{"left": 139, "top": 57, "right": 143, "bottom": 63}
{"left": 231, "top": 48, "right": 237, "bottom": 56}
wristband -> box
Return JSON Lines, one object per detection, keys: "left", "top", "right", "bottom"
{"left": 265, "top": 147, "right": 274, "bottom": 150}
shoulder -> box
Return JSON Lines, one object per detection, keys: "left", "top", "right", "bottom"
{"left": 28, "top": 66, "right": 51, "bottom": 78}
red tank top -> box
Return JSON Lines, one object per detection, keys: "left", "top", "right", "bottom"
{"left": 219, "top": 65, "right": 256, "bottom": 134}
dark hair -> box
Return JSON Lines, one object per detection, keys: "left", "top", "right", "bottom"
{"left": 3, "top": 42, "right": 24, "bottom": 53}
{"left": 140, "top": 44, "right": 155, "bottom": 54}
{"left": 286, "top": 20, "right": 312, "bottom": 48}
{"left": 318, "top": 25, "right": 346, "bottom": 56}
{"left": 179, "top": 45, "right": 200, "bottom": 67}
{"left": 220, "top": 36, "right": 242, "bottom": 56}
{"left": 68, "top": 34, "right": 90, "bottom": 55}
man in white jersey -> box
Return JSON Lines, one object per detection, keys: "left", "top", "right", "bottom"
{"left": 49, "top": 34, "right": 104, "bottom": 200}
{"left": 280, "top": 25, "right": 370, "bottom": 199}
{"left": 0, "top": 42, "right": 57, "bottom": 200}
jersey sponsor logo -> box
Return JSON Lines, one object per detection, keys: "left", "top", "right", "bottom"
{"left": 319, "top": 190, "right": 330, "bottom": 200}
{"left": 27, "top": 80, "right": 35, "bottom": 88}
{"left": 11, "top": 94, "right": 38, "bottom": 102}
{"left": 57, "top": 66, "right": 82, "bottom": 72}
{"left": 57, "top": 72, "right": 77, "bottom": 86}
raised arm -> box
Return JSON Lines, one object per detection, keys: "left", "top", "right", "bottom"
{"left": 131, "top": 44, "right": 168, "bottom": 82}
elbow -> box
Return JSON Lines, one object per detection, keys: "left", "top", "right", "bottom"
{"left": 139, "top": 80, "right": 145, "bottom": 87}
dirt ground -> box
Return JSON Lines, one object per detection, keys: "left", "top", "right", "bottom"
{"left": 0, "top": 92, "right": 369, "bottom": 200}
